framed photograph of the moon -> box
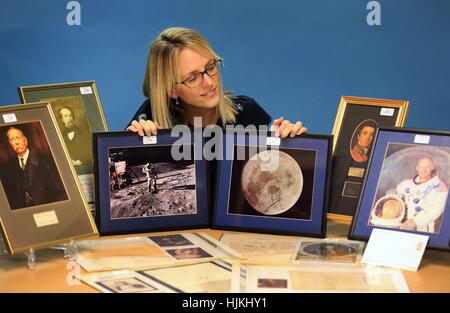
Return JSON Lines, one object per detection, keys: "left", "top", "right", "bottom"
{"left": 328, "top": 96, "right": 409, "bottom": 224}
{"left": 349, "top": 127, "right": 450, "bottom": 251}
{"left": 212, "top": 129, "right": 332, "bottom": 237}
{"left": 93, "top": 130, "right": 209, "bottom": 235}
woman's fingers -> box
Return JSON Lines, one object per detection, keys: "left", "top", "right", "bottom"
{"left": 138, "top": 120, "right": 158, "bottom": 136}
{"left": 296, "top": 126, "right": 308, "bottom": 135}
{"left": 274, "top": 120, "right": 308, "bottom": 138}
{"left": 278, "top": 120, "right": 292, "bottom": 138}
{"left": 129, "top": 120, "right": 144, "bottom": 136}
{"left": 127, "top": 120, "right": 159, "bottom": 136}
{"left": 273, "top": 116, "right": 284, "bottom": 126}
{"left": 290, "top": 121, "right": 303, "bottom": 137}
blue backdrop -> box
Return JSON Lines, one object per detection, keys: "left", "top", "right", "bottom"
{"left": 1, "top": 0, "right": 449, "bottom": 133}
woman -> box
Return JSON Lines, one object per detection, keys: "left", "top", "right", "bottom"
{"left": 127, "top": 27, "right": 307, "bottom": 137}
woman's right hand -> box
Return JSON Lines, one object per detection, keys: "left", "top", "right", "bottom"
{"left": 126, "top": 119, "right": 160, "bottom": 136}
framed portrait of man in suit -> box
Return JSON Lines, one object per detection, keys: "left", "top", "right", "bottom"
{"left": 0, "top": 102, "right": 97, "bottom": 255}
{"left": 18, "top": 81, "right": 108, "bottom": 207}
{"left": 328, "top": 96, "right": 409, "bottom": 224}
{"left": 0, "top": 121, "right": 68, "bottom": 210}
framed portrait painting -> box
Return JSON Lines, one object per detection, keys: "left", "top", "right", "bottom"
{"left": 328, "top": 96, "right": 409, "bottom": 223}
{"left": 93, "top": 129, "right": 209, "bottom": 235}
{"left": 0, "top": 102, "right": 97, "bottom": 255}
{"left": 349, "top": 127, "right": 450, "bottom": 251}
{"left": 18, "top": 81, "right": 108, "bottom": 206}
{"left": 212, "top": 129, "right": 332, "bottom": 238}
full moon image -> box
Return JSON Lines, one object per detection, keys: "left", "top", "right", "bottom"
{"left": 241, "top": 150, "right": 303, "bottom": 215}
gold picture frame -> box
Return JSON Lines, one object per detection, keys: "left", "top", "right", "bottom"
{"left": 328, "top": 96, "right": 409, "bottom": 224}
{"left": 0, "top": 102, "right": 98, "bottom": 255}
{"left": 18, "top": 81, "right": 108, "bottom": 205}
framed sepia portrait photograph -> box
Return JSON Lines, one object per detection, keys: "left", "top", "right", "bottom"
{"left": 18, "top": 81, "right": 108, "bottom": 205}
{"left": 212, "top": 129, "right": 332, "bottom": 238}
{"left": 0, "top": 102, "right": 97, "bottom": 255}
{"left": 328, "top": 96, "right": 409, "bottom": 224}
{"left": 349, "top": 127, "right": 450, "bottom": 251}
{"left": 93, "top": 130, "right": 209, "bottom": 235}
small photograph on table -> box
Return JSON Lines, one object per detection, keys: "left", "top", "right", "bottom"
{"left": 257, "top": 278, "right": 288, "bottom": 289}
{"left": 166, "top": 247, "right": 212, "bottom": 260}
{"left": 98, "top": 277, "right": 156, "bottom": 293}
{"left": 293, "top": 240, "right": 362, "bottom": 264}
{"left": 148, "top": 234, "right": 194, "bottom": 247}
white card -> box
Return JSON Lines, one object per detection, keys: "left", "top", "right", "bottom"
{"left": 414, "top": 134, "right": 430, "bottom": 144}
{"left": 143, "top": 136, "right": 157, "bottom": 145}
{"left": 266, "top": 136, "right": 281, "bottom": 146}
{"left": 362, "top": 228, "right": 429, "bottom": 271}
{"left": 80, "top": 86, "right": 93, "bottom": 95}
{"left": 380, "top": 108, "right": 395, "bottom": 116}
{"left": 2, "top": 113, "right": 17, "bottom": 123}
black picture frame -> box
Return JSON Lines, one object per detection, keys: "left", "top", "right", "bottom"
{"left": 211, "top": 129, "right": 332, "bottom": 238}
{"left": 349, "top": 127, "right": 450, "bottom": 251}
{"left": 328, "top": 96, "right": 409, "bottom": 224}
{"left": 93, "top": 129, "right": 209, "bottom": 235}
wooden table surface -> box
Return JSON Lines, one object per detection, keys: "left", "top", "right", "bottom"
{"left": 1, "top": 224, "right": 449, "bottom": 293}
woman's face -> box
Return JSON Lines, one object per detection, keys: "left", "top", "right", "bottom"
{"left": 171, "top": 46, "right": 220, "bottom": 110}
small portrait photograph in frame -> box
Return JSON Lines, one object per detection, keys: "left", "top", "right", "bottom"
{"left": 0, "top": 102, "right": 97, "bottom": 255}
{"left": 212, "top": 129, "right": 332, "bottom": 237}
{"left": 19, "top": 81, "right": 107, "bottom": 170}
{"left": 349, "top": 119, "right": 378, "bottom": 163}
{"left": 0, "top": 121, "right": 68, "bottom": 210}
{"left": 349, "top": 127, "right": 450, "bottom": 250}
{"left": 328, "top": 96, "right": 409, "bottom": 224}
{"left": 46, "top": 96, "right": 93, "bottom": 167}
{"left": 94, "top": 130, "right": 209, "bottom": 235}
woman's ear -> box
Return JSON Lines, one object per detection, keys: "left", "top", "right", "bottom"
{"left": 170, "top": 88, "right": 178, "bottom": 99}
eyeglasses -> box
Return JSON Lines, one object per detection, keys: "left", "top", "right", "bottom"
{"left": 176, "top": 59, "right": 223, "bottom": 88}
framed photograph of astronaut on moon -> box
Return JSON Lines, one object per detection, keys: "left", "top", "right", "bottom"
{"left": 18, "top": 81, "right": 108, "bottom": 206}
{"left": 93, "top": 130, "right": 209, "bottom": 235}
{"left": 349, "top": 127, "right": 450, "bottom": 250}
{"left": 328, "top": 96, "right": 409, "bottom": 224}
{"left": 212, "top": 129, "right": 332, "bottom": 237}
{"left": 0, "top": 102, "right": 98, "bottom": 255}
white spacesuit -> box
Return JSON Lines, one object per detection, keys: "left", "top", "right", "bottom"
{"left": 142, "top": 163, "right": 158, "bottom": 193}
{"left": 396, "top": 175, "right": 448, "bottom": 233}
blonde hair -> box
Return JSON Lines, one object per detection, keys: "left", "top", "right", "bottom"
{"left": 142, "top": 27, "right": 237, "bottom": 128}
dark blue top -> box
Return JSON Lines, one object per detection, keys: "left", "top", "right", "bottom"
{"left": 128, "top": 95, "right": 272, "bottom": 128}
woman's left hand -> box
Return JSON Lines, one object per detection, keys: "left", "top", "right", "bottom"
{"left": 271, "top": 117, "right": 308, "bottom": 138}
